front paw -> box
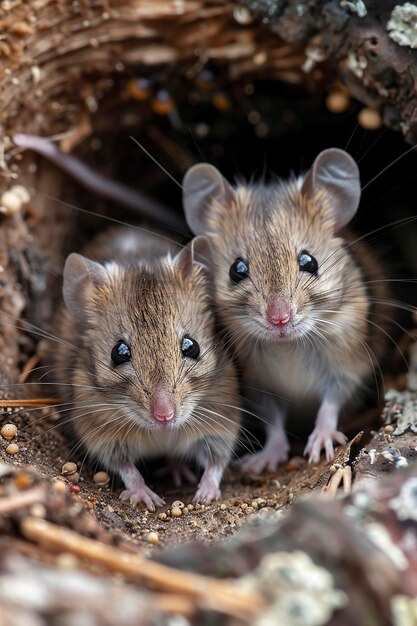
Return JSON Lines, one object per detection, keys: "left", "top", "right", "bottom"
{"left": 193, "top": 480, "right": 221, "bottom": 505}
{"left": 304, "top": 429, "right": 347, "bottom": 464}
{"left": 120, "top": 486, "right": 166, "bottom": 512}
{"left": 240, "top": 442, "right": 289, "bottom": 475}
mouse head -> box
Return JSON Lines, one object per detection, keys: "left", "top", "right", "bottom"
{"left": 183, "top": 149, "right": 365, "bottom": 344}
{"left": 62, "top": 236, "right": 219, "bottom": 431}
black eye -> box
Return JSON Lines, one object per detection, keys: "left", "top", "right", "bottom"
{"left": 181, "top": 335, "right": 200, "bottom": 360}
{"left": 111, "top": 340, "right": 131, "bottom": 366}
{"left": 229, "top": 258, "right": 249, "bottom": 283}
{"left": 298, "top": 250, "right": 318, "bottom": 275}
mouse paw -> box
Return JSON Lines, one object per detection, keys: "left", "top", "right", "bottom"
{"left": 304, "top": 429, "right": 347, "bottom": 464}
{"left": 154, "top": 461, "right": 197, "bottom": 488}
{"left": 240, "top": 442, "right": 290, "bottom": 475}
{"left": 193, "top": 481, "right": 221, "bottom": 505}
{"left": 120, "top": 486, "right": 166, "bottom": 512}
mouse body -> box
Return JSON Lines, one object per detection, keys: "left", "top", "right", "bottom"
{"left": 182, "top": 149, "right": 390, "bottom": 469}
{"left": 47, "top": 227, "right": 241, "bottom": 509}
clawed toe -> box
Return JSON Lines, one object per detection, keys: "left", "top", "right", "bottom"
{"left": 120, "top": 488, "right": 165, "bottom": 511}
{"left": 240, "top": 447, "right": 289, "bottom": 475}
{"left": 193, "top": 482, "right": 221, "bottom": 504}
{"left": 305, "top": 430, "right": 347, "bottom": 464}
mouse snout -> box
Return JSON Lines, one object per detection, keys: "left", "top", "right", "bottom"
{"left": 151, "top": 388, "right": 175, "bottom": 423}
{"left": 266, "top": 297, "right": 294, "bottom": 327}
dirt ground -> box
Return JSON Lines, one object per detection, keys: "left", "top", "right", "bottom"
{"left": 0, "top": 396, "right": 350, "bottom": 555}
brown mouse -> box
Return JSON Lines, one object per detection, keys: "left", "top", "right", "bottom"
{"left": 182, "top": 149, "right": 391, "bottom": 470}
{"left": 47, "top": 227, "right": 241, "bottom": 509}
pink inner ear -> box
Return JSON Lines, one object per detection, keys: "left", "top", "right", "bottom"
{"left": 151, "top": 389, "right": 175, "bottom": 422}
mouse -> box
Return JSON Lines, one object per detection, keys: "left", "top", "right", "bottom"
{"left": 46, "top": 226, "right": 241, "bottom": 509}
{"left": 182, "top": 148, "right": 391, "bottom": 470}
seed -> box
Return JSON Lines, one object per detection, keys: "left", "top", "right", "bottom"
{"left": 52, "top": 480, "right": 67, "bottom": 494}
{"left": 61, "top": 462, "right": 77, "bottom": 476}
{"left": 358, "top": 107, "right": 382, "bottom": 130}
{"left": 240, "top": 503, "right": 248, "bottom": 510}
{"left": 93, "top": 471, "right": 110, "bottom": 486}
{"left": 158, "top": 512, "right": 167, "bottom": 520}
{"left": 171, "top": 500, "right": 185, "bottom": 509}
{"left": 146, "top": 531, "right": 159, "bottom": 544}
{"left": 246, "top": 506, "right": 255, "bottom": 514}
{"left": 1, "top": 423, "right": 17, "bottom": 440}
{"left": 187, "top": 504, "right": 194, "bottom": 511}
{"left": 385, "top": 425, "right": 394, "bottom": 434}
{"left": 69, "top": 485, "right": 80, "bottom": 493}
{"left": 151, "top": 90, "right": 175, "bottom": 115}
{"left": 251, "top": 501, "right": 259, "bottom": 509}
{"left": 6, "top": 443, "right": 19, "bottom": 455}
{"left": 182, "top": 506, "right": 189, "bottom": 514}
{"left": 326, "top": 90, "right": 350, "bottom": 113}
{"left": 171, "top": 506, "right": 182, "bottom": 517}
{"left": 220, "top": 503, "right": 227, "bottom": 510}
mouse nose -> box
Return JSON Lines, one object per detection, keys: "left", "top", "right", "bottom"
{"left": 266, "top": 298, "right": 293, "bottom": 327}
{"left": 151, "top": 389, "right": 175, "bottom": 422}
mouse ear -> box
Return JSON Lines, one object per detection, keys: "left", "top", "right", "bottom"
{"left": 63, "top": 253, "right": 109, "bottom": 321}
{"left": 172, "top": 236, "right": 213, "bottom": 280}
{"left": 301, "top": 148, "right": 361, "bottom": 230}
{"left": 183, "top": 164, "right": 234, "bottom": 234}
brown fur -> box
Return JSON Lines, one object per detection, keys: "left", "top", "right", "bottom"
{"left": 205, "top": 179, "right": 390, "bottom": 410}
{"left": 47, "top": 228, "right": 240, "bottom": 481}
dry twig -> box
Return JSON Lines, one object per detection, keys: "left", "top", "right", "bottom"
{"left": 21, "top": 517, "right": 265, "bottom": 621}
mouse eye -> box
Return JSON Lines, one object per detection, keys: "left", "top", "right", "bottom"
{"left": 229, "top": 258, "right": 249, "bottom": 283}
{"left": 111, "top": 340, "right": 131, "bottom": 366}
{"left": 298, "top": 250, "right": 318, "bottom": 275}
{"left": 181, "top": 335, "right": 200, "bottom": 360}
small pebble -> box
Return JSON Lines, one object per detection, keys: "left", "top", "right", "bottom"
{"left": 1, "top": 423, "right": 17, "bottom": 440}
{"left": 93, "top": 471, "right": 110, "bottom": 486}
{"left": 171, "top": 500, "right": 185, "bottom": 509}
{"left": 385, "top": 425, "right": 394, "bottom": 434}
{"left": 146, "top": 531, "right": 159, "bottom": 545}
{"left": 61, "top": 462, "right": 77, "bottom": 476}
{"left": 171, "top": 506, "right": 182, "bottom": 517}
{"left": 6, "top": 443, "right": 19, "bottom": 455}
{"left": 158, "top": 512, "right": 167, "bottom": 520}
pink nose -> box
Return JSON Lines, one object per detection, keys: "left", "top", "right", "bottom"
{"left": 266, "top": 298, "right": 293, "bottom": 327}
{"left": 151, "top": 390, "right": 175, "bottom": 422}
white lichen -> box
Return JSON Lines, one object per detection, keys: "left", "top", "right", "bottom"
{"left": 391, "top": 595, "right": 417, "bottom": 626}
{"left": 340, "top": 0, "right": 367, "bottom": 17}
{"left": 390, "top": 477, "right": 417, "bottom": 521}
{"left": 387, "top": 3, "right": 417, "bottom": 49}
{"left": 365, "top": 524, "right": 408, "bottom": 571}
{"left": 240, "top": 551, "right": 347, "bottom": 626}
{"left": 346, "top": 51, "right": 368, "bottom": 78}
